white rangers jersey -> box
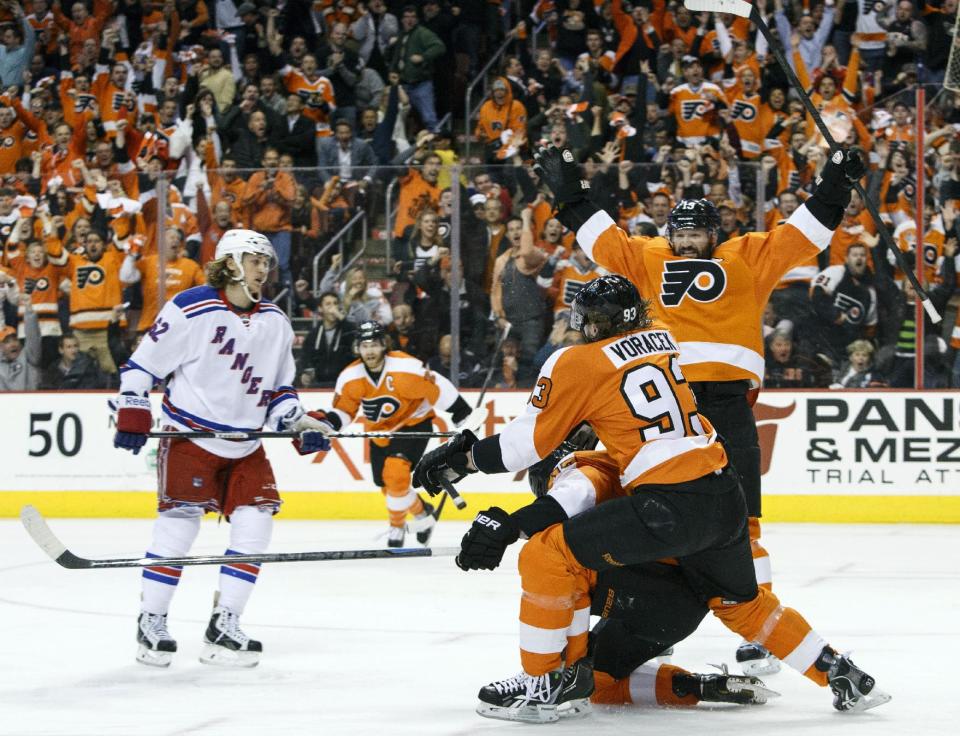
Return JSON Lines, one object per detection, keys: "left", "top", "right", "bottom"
{"left": 118, "top": 285, "right": 302, "bottom": 459}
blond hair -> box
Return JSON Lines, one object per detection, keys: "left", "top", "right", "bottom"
{"left": 204, "top": 256, "right": 236, "bottom": 288}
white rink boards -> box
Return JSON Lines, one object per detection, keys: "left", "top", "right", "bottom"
{"left": 1, "top": 518, "right": 958, "bottom": 736}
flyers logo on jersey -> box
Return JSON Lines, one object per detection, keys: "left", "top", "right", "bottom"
{"left": 76, "top": 265, "right": 105, "bottom": 288}
{"left": 25, "top": 277, "right": 50, "bottom": 293}
{"left": 681, "top": 100, "right": 707, "bottom": 121}
{"left": 660, "top": 260, "right": 727, "bottom": 307}
{"left": 834, "top": 292, "right": 866, "bottom": 324}
{"left": 730, "top": 100, "right": 757, "bottom": 121}
{"left": 361, "top": 396, "right": 401, "bottom": 422}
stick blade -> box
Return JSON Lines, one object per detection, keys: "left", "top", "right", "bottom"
{"left": 20, "top": 505, "right": 69, "bottom": 563}
{"left": 921, "top": 298, "right": 942, "bottom": 324}
{"left": 683, "top": 0, "right": 753, "bottom": 18}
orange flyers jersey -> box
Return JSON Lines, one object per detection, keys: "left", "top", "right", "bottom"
{"left": 281, "top": 67, "right": 336, "bottom": 136}
{"left": 952, "top": 309, "right": 960, "bottom": 350}
{"left": 576, "top": 204, "right": 834, "bottom": 384}
{"left": 546, "top": 261, "right": 605, "bottom": 314}
{"left": 61, "top": 249, "right": 126, "bottom": 330}
{"left": 668, "top": 82, "right": 723, "bottom": 141}
{"left": 132, "top": 255, "right": 206, "bottom": 331}
{"left": 330, "top": 351, "right": 459, "bottom": 445}
{"left": 892, "top": 221, "right": 944, "bottom": 284}
{"left": 723, "top": 84, "right": 762, "bottom": 157}
{"left": 496, "top": 327, "right": 727, "bottom": 490}
{"left": 12, "top": 257, "right": 65, "bottom": 337}
{"left": 829, "top": 211, "right": 876, "bottom": 268}
{"left": 766, "top": 215, "right": 819, "bottom": 288}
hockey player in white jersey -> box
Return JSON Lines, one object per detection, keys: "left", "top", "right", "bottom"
{"left": 113, "top": 230, "right": 332, "bottom": 668}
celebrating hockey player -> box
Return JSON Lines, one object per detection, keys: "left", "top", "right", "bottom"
{"left": 413, "top": 275, "right": 889, "bottom": 723}
{"left": 527, "top": 142, "right": 867, "bottom": 675}
{"left": 113, "top": 229, "right": 333, "bottom": 669}
{"left": 308, "top": 320, "right": 483, "bottom": 547}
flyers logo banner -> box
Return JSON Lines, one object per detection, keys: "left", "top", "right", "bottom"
{"left": 361, "top": 396, "right": 401, "bottom": 422}
{"left": 680, "top": 100, "right": 707, "bottom": 121}
{"left": 659, "top": 260, "right": 727, "bottom": 306}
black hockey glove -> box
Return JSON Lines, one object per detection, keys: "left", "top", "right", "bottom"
{"left": 456, "top": 506, "right": 520, "bottom": 571}
{"left": 808, "top": 148, "right": 867, "bottom": 229}
{"left": 412, "top": 430, "right": 478, "bottom": 496}
{"left": 533, "top": 145, "right": 597, "bottom": 232}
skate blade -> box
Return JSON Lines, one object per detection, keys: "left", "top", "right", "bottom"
{"left": 198, "top": 643, "right": 260, "bottom": 668}
{"left": 842, "top": 687, "right": 892, "bottom": 713}
{"left": 557, "top": 698, "right": 592, "bottom": 718}
{"left": 136, "top": 645, "right": 173, "bottom": 668}
{"left": 740, "top": 656, "right": 781, "bottom": 677}
{"left": 476, "top": 701, "right": 559, "bottom": 723}
{"left": 728, "top": 678, "right": 781, "bottom": 704}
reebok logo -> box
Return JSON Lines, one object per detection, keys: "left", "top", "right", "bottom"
{"left": 659, "top": 260, "right": 727, "bottom": 306}
{"left": 475, "top": 514, "right": 501, "bottom": 530}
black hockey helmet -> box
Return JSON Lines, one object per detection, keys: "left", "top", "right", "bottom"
{"left": 667, "top": 198, "right": 721, "bottom": 240}
{"left": 353, "top": 320, "right": 387, "bottom": 353}
{"left": 569, "top": 275, "right": 650, "bottom": 342}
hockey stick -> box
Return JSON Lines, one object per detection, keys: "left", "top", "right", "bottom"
{"left": 682, "top": 1, "right": 941, "bottom": 323}
{"left": 439, "top": 474, "right": 467, "bottom": 510}
{"left": 19, "top": 505, "right": 458, "bottom": 570}
{"left": 148, "top": 430, "right": 457, "bottom": 440}
{"left": 476, "top": 320, "right": 513, "bottom": 409}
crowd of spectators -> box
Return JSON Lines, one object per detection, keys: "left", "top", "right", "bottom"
{"left": 1, "top": 0, "right": 959, "bottom": 393}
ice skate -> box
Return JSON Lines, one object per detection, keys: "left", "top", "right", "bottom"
{"left": 736, "top": 641, "right": 781, "bottom": 676}
{"left": 136, "top": 612, "right": 177, "bottom": 667}
{"left": 816, "top": 648, "right": 891, "bottom": 712}
{"left": 476, "top": 658, "right": 594, "bottom": 723}
{"left": 199, "top": 606, "right": 262, "bottom": 668}
{"left": 386, "top": 525, "right": 406, "bottom": 548}
{"left": 674, "top": 664, "right": 780, "bottom": 705}
{"left": 409, "top": 497, "right": 438, "bottom": 546}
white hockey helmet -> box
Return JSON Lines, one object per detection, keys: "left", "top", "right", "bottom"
{"left": 214, "top": 229, "right": 277, "bottom": 303}
{"left": 214, "top": 228, "right": 277, "bottom": 267}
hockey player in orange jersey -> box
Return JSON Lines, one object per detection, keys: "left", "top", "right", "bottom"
{"left": 307, "top": 321, "right": 482, "bottom": 547}
{"left": 413, "top": 275, "right": 889, "bottom": 723}
{"left": 527, "top": 142, "right": 867, "bottom": 676}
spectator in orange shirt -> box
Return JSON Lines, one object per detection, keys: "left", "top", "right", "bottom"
{"left": 53, "top": 0, "right": 112, "bottom": 66}
{"left": 119, "top": 228, "right": 204, "bottom": 333}
{"left": 240, "top": 146, "right": 296, "bottom": 289}
{"left": 474, "top": 76, "right": 527, "bottom": 164}
{"left": 392, "top": 151, "right": 441, "bottom": 239}
{"left": 54, "top": 228, "right": 125, "bottom": 374}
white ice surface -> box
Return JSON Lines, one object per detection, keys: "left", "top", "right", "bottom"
{"left": 1, "top": 519, "right": 958, "bottom": 736}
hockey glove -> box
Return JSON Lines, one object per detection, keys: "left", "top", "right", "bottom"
{"left": 808, "top": 148, "right": 867, "bottom": 228}
{"left": 291, "top": 411, "right": 336, "bottom": 455}
{"left": 412, "top": 429, "right": 478, "bottom": 496}
{"left": 114, "top": 391, "right": 152, "bottom": 455}
{"left": 456, "top": 506, "right": 520, "bottom": 571}
{"left": 533, "top": 145, "right": 597, "bottom": 232}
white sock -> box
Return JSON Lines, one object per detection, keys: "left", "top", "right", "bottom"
{"left": 217, "top": 505, "right": 273, "bottom": 615}
{"left": 141, "top": 508, "right": 202, "bottom": 616}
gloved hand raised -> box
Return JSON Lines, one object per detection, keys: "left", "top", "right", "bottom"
{"left": 533, "top": 145, "right": 590, "bottom": 209}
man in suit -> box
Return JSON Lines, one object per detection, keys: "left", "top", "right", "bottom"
{"left": 316, "top": 119, "right": 378, "bottom": 191}
{"left": 277, "top": 94, "right": 318, "bottom": 170}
